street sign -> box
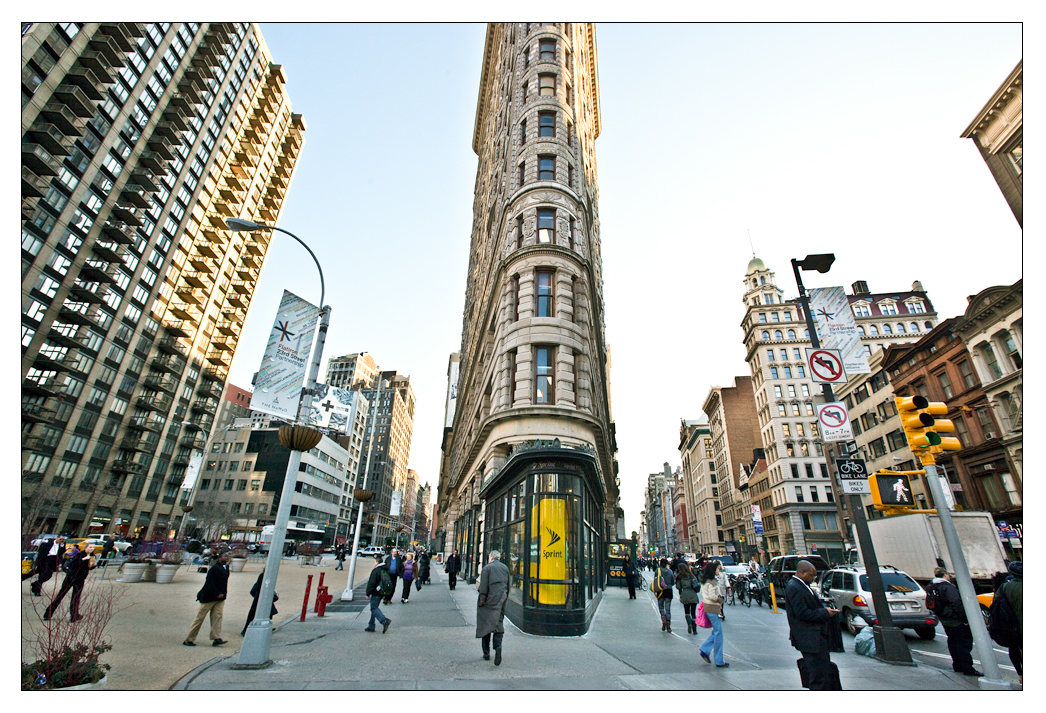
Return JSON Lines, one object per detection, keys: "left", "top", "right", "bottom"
{"left": 835, "top": 458, "right": 870, "bottom": 494}
{"left": 807, "top": 348, "right": 846, "bottom": 384}
{"left": 817, "top": 401, "right": 853, "bottom": 442}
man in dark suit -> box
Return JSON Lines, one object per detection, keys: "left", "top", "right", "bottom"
{"left": 183, "top": 550, "right": 230, "bottom": 647}
{"left": 785, "top": 560, "right": 840, "bottom": 690}
{"left": 445, "top": 550, "right": 461, "bottom": 590}
{"left": 28, "top": 536, "right": 66, "bottom": 595}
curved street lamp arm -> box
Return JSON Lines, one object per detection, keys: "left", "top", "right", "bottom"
{"left": 270, "top": 225, "right": 326, "bottom": 308}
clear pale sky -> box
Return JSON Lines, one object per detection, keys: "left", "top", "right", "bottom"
{"left": 225, "top": 22, "right": 1023, "bottom": 535}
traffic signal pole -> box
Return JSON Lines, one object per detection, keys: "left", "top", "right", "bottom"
{"left": 922, "top": 461, "right": 1008, "bottom": 686}
{"left": 792, "top": 260, "right": 913, "bottom": 665}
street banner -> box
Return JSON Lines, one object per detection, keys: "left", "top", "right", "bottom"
{"left": 809, "top": 286, "right": 870, "bottom": 374}
{"left": 751, "top": 504, "right": 764, "bottom": 535}
{"left": 180, "top": 454, "right": 203, "bottom": 491}
{"left": 252, "top": 290, "right": 320, "bottom": 420}
{"left": 390, "top": 490, "right": 402, "bottom": 517}
{"left": 445, "top": 358, "right": 459, "bottom": 428}
{"left": 304, "top": 382, "right": 359, "bottom": 434}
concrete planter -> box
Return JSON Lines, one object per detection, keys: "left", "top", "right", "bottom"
{"left": 58, "top": 675, "right": 107, "bottom": 691}
{"left": 155, "top": 564, "right": 180, "bottom": 583}
{"left": 229, "top": 558, "right": 247, "bottom": 572}
{"left": 120, "top": 562, "right": 148, "bottom": 583}
{"left": 142, "top": 560, "right": 161, "bottom": 582}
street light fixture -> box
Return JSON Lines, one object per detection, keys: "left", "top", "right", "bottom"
{"left": 226, "top": 218, "right": 332, "bottom": 669}
{"left": 791, "top": 253, "right": 913, "bottom": 665}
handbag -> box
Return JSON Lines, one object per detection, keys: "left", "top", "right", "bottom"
{"left": 415, "top": 578, "right": 422, "bottom": 591}
{"left": 695, "top": 602, "right": 712, "bottom": 628}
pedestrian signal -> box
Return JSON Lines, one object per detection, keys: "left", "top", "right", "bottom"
{"left": 869, "top": 473, "right": 916, "bottom": 508}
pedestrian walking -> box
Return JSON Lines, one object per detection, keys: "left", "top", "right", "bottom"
{"left": 240, "top": 569, "right": 278, "bottom": 636}
{"left": 699, "top": 561, "right": 728, "bottom": 666}
{"left": 364, "top": 556, "right": 392, "bottom": 633}
{"left": 334, "top": 543, "right": 346, "bottom": 571}
{"left": 183, "top": 550, "right": 230, "bottom": 647}
{"left": 653, "top": 557, "right": 675, "bottom": 632}
{"left": 785, "top": 559, "right": 841, "bottom": 689}
{"left": 676, "top": 561, "right": 699, "bottom": 633}
{"left": 445, "top": 549, "right": 461, "bottom": 590}
{"left": 717, "top": 562, "right": 729, "bottom": 620}
{"left": 400, "top": 553, "right": 417, "bottom": 602}
{"left": 476, "top": 550, "right": 510, "bottom": 665}
{"left": 995, "top": 561, "right": 1022, "bottom": 684}
{"left": 100, "top": 536, "right": 115, "bottom": 560}
{"left": 926, "top": 567, "right": 982, "bottom": 676}
{"left": 28, "top": 536, "right": 66, "bottom": 595}
{"left": 623, "top": 555, "right": 638, "bottom": 599}
{"left": 385, "top": 548, "right": 404, "bottom": 604}
{"left": 420, "top": 550, "right": 431, "bottom": 584}
{"left": 43, "top": 543, "right": 97, "bottom": 622}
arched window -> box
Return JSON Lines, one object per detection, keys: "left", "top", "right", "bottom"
{"left": 924, "top": 321, "right": 933, "bottom": 330}
{"left": 761, "top": 331, "right": 770, "bottom": 341}
{"left": 883, "top": 324, "right": 892, "bottom": 334}
{"left": 804, "top": 329, "right": 809, "bottom": 338}
{"left": 774, "top": 330, "right": 783, "bottom": 340}
{"left": 857, "top": 326, "right": 865, "bottom": 337}
{"left": 787, "top": 329, "right": 796, "bottom": 339}
{"left": 897, "top": 323, "right": 906, "bottom": 333}
{"left": 911, "top": 322, "right": 919, "bottom": 332}
{"left": 869, "top": 325, "right": 879, "bottom": 336}
{"left": 760, "top": 276, "right": 766, "bottom": 285}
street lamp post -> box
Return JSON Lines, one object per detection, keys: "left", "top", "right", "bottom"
{"left": 790, "top": 254, "right": 913, "bottom": 665}
{"left": 341, "top": 375, "right": 383, "bottom": 601}
{"left": 223, "top": 218, "right": 331, "bottom": 669}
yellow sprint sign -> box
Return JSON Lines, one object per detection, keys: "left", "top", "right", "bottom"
{"left": 530, "top": 497, "right": 568, "bottom": 605}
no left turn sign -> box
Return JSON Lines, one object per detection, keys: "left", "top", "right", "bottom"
{"left": 807, "top": 348, "right": 845, "bottom": 384}
{"left": 817, "top": 401, "right": 853, "bottom": 443}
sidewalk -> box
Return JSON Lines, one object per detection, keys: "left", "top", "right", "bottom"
{"left": 172, "top": 568, "right": 998, "bottom": 690}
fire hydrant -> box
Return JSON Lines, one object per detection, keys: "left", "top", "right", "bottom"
{"left": 315, "top": 585, "right": 333, "bottom": 616}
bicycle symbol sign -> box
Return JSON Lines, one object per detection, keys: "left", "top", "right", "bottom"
{"left": 835, "top": 459, "right": 868, "bottom": 478}
{"left": 817, "top": 401, "right": 853, "bottom": 443}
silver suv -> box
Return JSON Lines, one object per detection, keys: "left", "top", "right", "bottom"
{"left": 819, "top": 565, "right": 937, "bottom": 639}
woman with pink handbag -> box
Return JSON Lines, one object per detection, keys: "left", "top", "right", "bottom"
{"left": 699, "top": 561, "right": 729, "bottom": 667}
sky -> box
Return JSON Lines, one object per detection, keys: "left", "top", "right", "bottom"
{"left": 224, "top": 22, "right": 1023, "bottom": 536}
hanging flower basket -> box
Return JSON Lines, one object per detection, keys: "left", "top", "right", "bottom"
{"left": 353, "top": 488, "right": 374, "bottom": 502}
{"left": 278, "top": 425, "right": 323, "bottom": 451}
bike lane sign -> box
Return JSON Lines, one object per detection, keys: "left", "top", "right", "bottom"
{"left": 835, "top": 458, "right": 870, "bottom": 494}
{"left": 817, "top": 401, "right": 853, "bottom": 443}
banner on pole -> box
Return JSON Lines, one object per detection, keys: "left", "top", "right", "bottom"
{"left": 252, "top": 289, "right": 320, "bottom": 420}
{"left": 809, "top": 286, "right": 870, "bottom": 375}
{"left": 304, "top": 383, "right": 362, "bottom": 435}
{"left": 390, "top": 491, "right": 402, "bottom": 518}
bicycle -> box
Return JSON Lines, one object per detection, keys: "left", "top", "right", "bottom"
{"left": 735, "top": 574, "right": 749, "bottom": 606}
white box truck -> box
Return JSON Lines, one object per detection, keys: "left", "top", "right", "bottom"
{"left": 850, "top": 511, "right": 1007, "bottom": 589}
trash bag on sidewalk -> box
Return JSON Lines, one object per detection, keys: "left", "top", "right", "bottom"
{"left": 854, "top": 617, "right": 876, "bottom": 657}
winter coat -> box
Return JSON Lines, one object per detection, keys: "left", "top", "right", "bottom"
{"left": 197, "top": 559, "right": 230, "bottom": 602}
{"left": 366, "top": 561, "right": 390, "bottom": 597}
{"left": 445, "top": 554, "right": 461, "bottom": 574}
{"left": 675, "top": 564, "right": 699, "bottom": 605}
{"left": 717, "top": 569, "right": 728, "bottom": 599}
{"left": 930, "top": 577, "right": 967, "bottom": 628}
{"left": 654, "top": 566, "right": 675, "bottom": 600}
{"left": 997, "top": 576, "right": 1022, "bottom": 636}
{"left": 419, "top": 555, "right": 431, "bottom": 579}
{"left": 402, "top": 559, "right": 415, "bottom": 580}
{"left": 475, "top": 559, "right": 510, "bottom": 638}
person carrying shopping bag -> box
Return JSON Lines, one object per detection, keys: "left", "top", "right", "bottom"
{"left": 699, "top": 560, "right": 729, "bottom": 667}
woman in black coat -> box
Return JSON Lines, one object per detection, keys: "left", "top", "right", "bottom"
{"left": 241, "top": 569, "right": 278, "bottom": 636}
{"left": 623, "top": 555, "right": 638, "bottom": 599}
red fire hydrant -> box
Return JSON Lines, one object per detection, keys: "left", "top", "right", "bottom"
{"left": 316, "top": 585, "right": 333, "bottom": 616}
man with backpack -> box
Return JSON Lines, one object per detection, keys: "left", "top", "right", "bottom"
{"left": 991, "top": 561, "right": 1022, "bottom": 685}
{"left": 364, "top": 556, "right": 393, "bottom": 633}
{"left": 926, "top": 567, "right": 981, "bottom": 677}
{"left": 652, "top": 557, "right": 675, "bottom": 633}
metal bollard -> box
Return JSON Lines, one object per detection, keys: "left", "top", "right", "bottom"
{"left": 314, "top": 572, "right": 326, "bottom": 612}
{"left": 300, "top": 574, "right": 313, "bottom": 622}
{"left": 316, "top": 585, "right": 333, "bottom": 617}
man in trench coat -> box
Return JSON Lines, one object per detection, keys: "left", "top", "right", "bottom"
{"left": 476, "top": 549, "right": 510, "bottom": 666}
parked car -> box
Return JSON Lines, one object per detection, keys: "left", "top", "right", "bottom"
{"left": 767, "top": 554, "right": 831, "bottom": 604}
{"left": 820, "top": 565, "right": 937, "bottom": 639}
{"left": 357, "top": 546, "right": 385, "bottom": 559}
{"left": 66, "top": 537, "right": 133, "bottom": 554}
{"left": 710, "top": 555, "right": 736, "bottom": 566}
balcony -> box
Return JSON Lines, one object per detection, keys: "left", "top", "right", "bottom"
{"left": 189, "top": 256, "right": 217, "bottom": 273}
{"left": 175, "top": 287, "right": 207, "bottom": 306}
{"left": 57, "top": 304, "right": 103, "bottom": 328}
{"left": 22, "top": 143, "right": 63, "bottom": 176}
{"left": 21, "top": 435, "right": 52, "bottom": 452}
{"left": 196, "top": 379, "right": 223, "bottom": 399}
{"left": 230, "top": 280, "right": 252, "bottom": 295}
{"left": 180, "top": 433, "right": 207, "bottom": 449}
{"left": 22, "top": 376, "right": 64, "bottom": 397}
{"left": 52, "top": 83, "right": 97, "bottom": 117}
{"left": 168, "top": 93, "right": 195, "bottom": 115}
{"left": 25, "top": 123, "right": 73, "bottom": 157}
{"left": 119, "top": 186, "right": 152, "bottom": 209}
{"left": 97, "top": 23, "right": 136, "bottom": 52}
{"left": 92, "top": 239, "right": 126, "bottom": 263}
{"left": 201, "top": 365, "right": 227, "bottom": 383}
{"left": 21, "top": 402, "right": 57, "bottom": 423}
{"left": 162, "top": 109, "right": 191, "bottom": 132}
{"left": 189, "top": 57, "right": 216, "bottom": 78}
{"left": 226, "top": 293, "right": 248, "bottom": 309}
{"left": 182, "top": 271, "right": 213, "bottom": 289}
{"left": 111, "top": 205, "right": 144, "bottom": 226}
{"left": 68, "top": 283, "right": 108, "bottom": 304}
{"left": 193, "top": 242, "right": 220, "bottom": 260}
{"left": 120, "top": 435, "right": 151, "bottom": 452}
{"left": 137, "top": 392, "right": 172, "bottom": 411}
{"left": 235, "top": 266, "right": 259, "bottom": 282}
{"left": 191, "top": 398, "right": 218, "bottom": 414}
{"left": 214, "top": 200, "right": 239, "bottom": 217}
{"left": 21, "top": 166, "right": 48, "bottom": 198}
{"left": 40, "top": 102, "right": 86, "bottom": 136}
{"left": 79, "top": 258, "right": 118, "bottom": 283}
{"left": 199, "top": 228, "right": 229, "bottom": 247}
{"left": 244, "top": 241, "right": 266, "bottom": 257}
{"left": 206, "top": 349, "right": 232, "bottom": 366}
{"left": 210, "top": 336, "right": 235, "bottom": 352}
{"left": 101, "top": 221, "right": 137, "bottom": 245}
{"left": 215, "top": 320, "right": 241, "bottom": 337}
{"left": 142, "top": 373, "right": 178, "bottom": 393}
{"left": 155, "top": 336, "right": 189, "bottom": 357}
{"left": 177, "top": 80, "right": 202, "bottom": 105}
{"left": 63, "top": 66, "right": 106, "bottom": 100}
{"left": 151, "top": 354, "right": 186, "bottom": 373}
{"left": 138, "top": 151, "right": 169, "bottom": 174}
{"left": 257, "top": 207, "right": 277, "bottom": 223}
{"left": 168, "top": 302, "right": 202, "bottom": 321}
{"left": 207, "top": 25, "right": 231, "bottom": 45}
{"left": 183, "top": 415, "right": 214, "bottom": 432}
{"left": 147, "top": 138, "right": 177, "bottom": 161}
{"left": 111, "top": 460, "right": 145, "bottom": 474}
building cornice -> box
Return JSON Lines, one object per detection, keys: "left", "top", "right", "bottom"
{"left": 960, "top": 59, "right": 1022, "bottom": 140}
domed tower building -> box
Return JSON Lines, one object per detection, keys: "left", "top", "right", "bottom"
{"left": 438, "top": 22, "right": 618, "bottom": 636}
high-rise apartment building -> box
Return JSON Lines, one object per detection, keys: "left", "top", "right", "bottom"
{"left": 437, "top": 22, "right": 618, "bottom": 636}
{"left": 20, "top": 23, "right": 303, "bottom": 539}
{"left": 741, "top": 257, "right": 938, "bottom": 564}
{"left": 323, "top": 356, "right": 417, "bottom": 548}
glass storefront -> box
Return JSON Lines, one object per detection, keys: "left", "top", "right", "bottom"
{"left": 482, "top": 447, "right": 606, "bottom": 636}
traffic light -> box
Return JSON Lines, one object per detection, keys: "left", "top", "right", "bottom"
{"left": 896, "top": 396, "right": 962, "bottom": 463}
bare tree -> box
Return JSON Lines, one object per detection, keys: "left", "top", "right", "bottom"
{"left": 186, "top": 501, "right": 237, "bottom": 542}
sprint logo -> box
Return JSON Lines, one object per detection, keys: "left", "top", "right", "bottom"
{"left": 543, "top": 527, "right": 563, "bottom": 559}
